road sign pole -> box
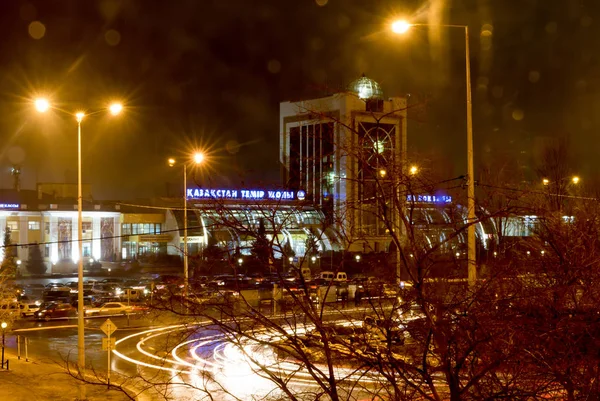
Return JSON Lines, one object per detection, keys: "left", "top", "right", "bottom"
{"left": 107, "top": 333, "right": 111, "bottom": 389}
{"left": 100, "top": 318, "right": 118, "bottom": 389}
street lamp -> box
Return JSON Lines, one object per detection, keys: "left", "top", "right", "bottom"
{"left": 168, "top": 152, "right": 204, "bottom": 298}
{"left": 1, "top": 321, "right": 6, "bottom": 369}
{"left": 34, "top": 98, "right": 123, "bottom": 390}
{"left": 392, "top": 20, "right": 477, "bottom": 287}
{"left": 572, "top": 176, "right": 580, "bottom": 185}
{"left": 355, "top": 254, "right": 361, "bottom": 263}
{"left": 409, "top": 165, "right": 418, "bottom": 175}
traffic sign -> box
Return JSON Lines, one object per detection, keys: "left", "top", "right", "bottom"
{"left": 100, "top": 318, "right": 118, "bottom": 337}
{"left": 102, "top": 337, "right": 116, "bottom": 351}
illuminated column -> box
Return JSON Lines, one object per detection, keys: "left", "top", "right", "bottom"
{"left": 0, "top": 217, "right": 5, "bottom": 262}
{"left": 19, "top": 216, "right": 27, "bottom": 266}
{"left": 114, "top": 217, "right": 120, "bottom": 261}
{"left": 71, "top": 214, "right": 79, "bottom": 262}
{"left": 92, "top": 215, "right": 101, "bottom": 260}
{"left": 49, "top": 215, "right": 59, "bottom": 266}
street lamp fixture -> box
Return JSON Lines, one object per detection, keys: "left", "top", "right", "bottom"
{"left": 109, "top": 102, "right": 123, "bottom": 116}
{"left": 237, "top": 258, "right": 243, "bottom": 267}
{"left": 572, "top": 176, "right": 580, "bottom": 185}
{"left": 409, "top": 165, "right": 418, "bottom": 175}
{"left": 355, "top": 254, "right": 361, "bottom": 262}
{"left": 34, "top": 98, "right": 50, "bottom": 113}
{"left": 542, "top": 178, "right": 550, "bottom": 186}
{"left": 391, "top": 20, "right": 411, "bottom": 34}
{"left": 311, "top": 256, "right": 317, "bottom": 263}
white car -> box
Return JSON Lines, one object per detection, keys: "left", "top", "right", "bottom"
{"left": 86, "top": 302, "right": 133, "bottom": 316}
{"left": 19, "top": 301, "right": 40, "bottom": 317}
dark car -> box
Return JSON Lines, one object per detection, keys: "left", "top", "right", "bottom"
{"left": 34, "top": 303, "right": 77, "bottom": 321}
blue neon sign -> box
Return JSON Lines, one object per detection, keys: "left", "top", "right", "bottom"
{"left": 187, "top": 188, "right": 301, "bottom": 201}
{"left": 406, "top": 195, "right": 452, "bottom": 204}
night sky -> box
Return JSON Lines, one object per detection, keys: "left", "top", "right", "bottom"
{"left": 0, "top": 0, "right": 598, "bottom": 199}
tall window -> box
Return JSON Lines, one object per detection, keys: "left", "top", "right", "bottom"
{"left": 357, "top": 121, "right": 396, "bottom": 236}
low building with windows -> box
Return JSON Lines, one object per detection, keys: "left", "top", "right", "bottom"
{"left": 0, "top": 188, "right": 169, "bottom": 275}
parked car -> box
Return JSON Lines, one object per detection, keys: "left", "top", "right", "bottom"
{"left": 19, "top": 300, "right": 40, "bottom": 317}
{"left": 318, "top": 271, "right": 348, "bottom": 282}
{"left": 34, "top": 303, "right": 77, "bottom": 321}
{"left": 86, "top": 302, "right": 133, "bottom": 316}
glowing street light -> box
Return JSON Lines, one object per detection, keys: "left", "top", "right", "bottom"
{"left": 109, "top": 102, "right": 123, "bottom": 116}
{"left": 542, "top": 178, "right": 550, "bottom": 186}
{"left": 572, "top": 176, "right": 580, "bottom": 185}
{"left": 193, "top": 152, "right": 204, "bottom": 164}
{"left": 391, "top": 20, "right": 411, "bottom": 34}
{"left": 34, "top": 98, "right": 50, "bottom": 113}
{"left": 409, "top": 165, "right": 418, "bottom": 175}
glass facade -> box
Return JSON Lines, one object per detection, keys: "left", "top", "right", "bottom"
{"left": 122, "top": 223, "right": 162, "bottom": 235}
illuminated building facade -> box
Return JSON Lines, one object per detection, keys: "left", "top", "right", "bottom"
{"left": 280, "top": 75, "right": 408, "bottom": 252}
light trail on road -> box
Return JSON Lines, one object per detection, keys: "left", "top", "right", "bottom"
{"left": 112, "top": 321, "right": 391, "bottom": 400}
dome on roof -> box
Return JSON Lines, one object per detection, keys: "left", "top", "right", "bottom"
{"left": 348, "top": 74, "right": 383, "bottom": 100}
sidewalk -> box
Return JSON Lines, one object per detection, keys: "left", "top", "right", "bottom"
{"left": 0, "top": 347, "right": 131, "bottom": 401}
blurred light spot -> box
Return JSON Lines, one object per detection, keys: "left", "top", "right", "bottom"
{"left": 480, "top": 29, "right": 492, "bottom": 37}
{"left": 28, "top": 21, "right": 45, "bottom": 40}
{"left": 481, "top": 23, "right": 493, "bottom": 33}
{"left": 337, "top": 14, "right": 350, "bottom": 29}
{"left": 310, "top": 37, "right": 324, "bottom": 51}
{"left": 267, "top": 59, "right": 281, "bottom": 74}
{"left": 545, "top": 22, "right": 557, "bottom": 34}
{"left": 105, "top": 29, "right": 121, "bottom": 46}
{"left": 528, "top": 70, "right": 540, "bottom": 83}
{"left": 491, "top": 86, "right": 503, "bottom": 98}
{"left": 477, "top": 76, "right": 488, "bottom": 91}
{"left": 576, "top": 79, "right": 587, "bottom": 90}
{"left": 512, "top": 109, "right": 524, "bottom": 121}
{"left": 99, "top": 0, "right": 120, "bottom": 19}
{"left": 315, "top": 0, "right": 328, "bottom": 5}
{"left": 20, "top": 3, "right": 36, "bottom": 21}
{"left": 226, "top": 140, "right": 241, "bottom": 154}
{"left": 581, "top": 16, "right": 592, "bottom": 27}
